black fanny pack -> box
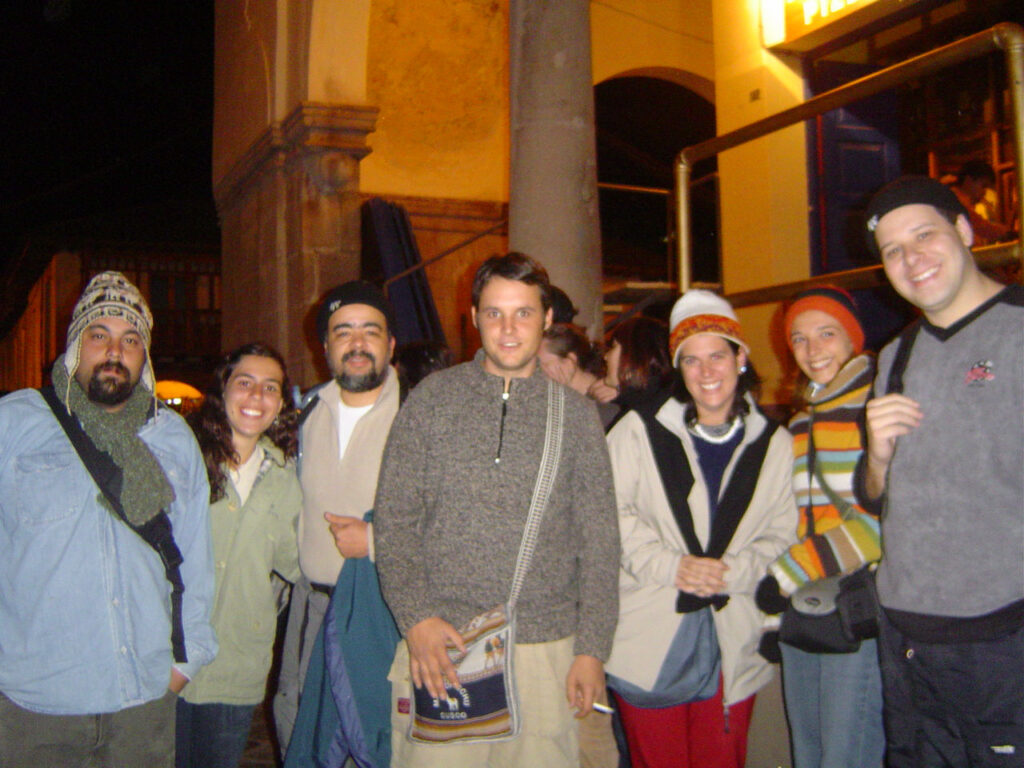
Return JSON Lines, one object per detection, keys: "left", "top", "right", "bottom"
{"left": 780, "top": 565, "right": 879, "bottom": 654}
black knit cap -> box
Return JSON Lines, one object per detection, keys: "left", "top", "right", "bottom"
{"left": 864, "top": 175, "right": 969, "bottom": 254}
{"left": 316, "top": 280, "right": 396, "bottom": 343}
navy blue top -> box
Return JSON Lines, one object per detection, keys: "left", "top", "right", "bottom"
{"left": 691, "top": 426, "right": 744, "bottom": 518}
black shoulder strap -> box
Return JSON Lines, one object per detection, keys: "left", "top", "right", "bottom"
{"left": 886, "top": 320, "right": 921, "bottom": 395}
{"left": 38, "top": 386, "right": 188, "bottom": 663}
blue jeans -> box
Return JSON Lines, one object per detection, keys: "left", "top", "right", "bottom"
{"left": 780, "top": 639, "right": 885, "bottom": 768}
{"left": 174, "top": 699, "right": 256, "bottom": 768}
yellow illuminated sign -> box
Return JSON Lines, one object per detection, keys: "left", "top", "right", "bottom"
{"left": 795, "top": 0, "right": 871, "bottom": 33}
{"left": 762, "top": 0, "right": 903, "bottom": 51}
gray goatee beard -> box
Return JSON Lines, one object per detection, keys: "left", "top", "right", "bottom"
{"left": 335, "top": 353, "right": 388, "bottom": 393}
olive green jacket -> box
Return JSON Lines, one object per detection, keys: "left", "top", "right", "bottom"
{"left": 182, "top": 438, "right": 301, "bottom": 705}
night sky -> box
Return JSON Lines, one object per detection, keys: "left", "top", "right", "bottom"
{"left": 0, "top": 1, "right": 216, "bottom": 273}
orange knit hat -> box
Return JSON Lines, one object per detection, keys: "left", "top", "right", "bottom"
{"left": 783, "top": 285, "right": 865, "bottom": 355}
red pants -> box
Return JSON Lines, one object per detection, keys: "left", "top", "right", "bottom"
{"left": 612, "top": 682, "right": 755, "bottom": 768}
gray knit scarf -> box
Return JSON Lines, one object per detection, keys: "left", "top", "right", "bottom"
{"left": 52, "top": 355, "right": 175, "bottom": 527}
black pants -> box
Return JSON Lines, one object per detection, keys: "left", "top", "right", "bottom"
{"left": 878, "top": 611, "right": 1024, "bottom": 767}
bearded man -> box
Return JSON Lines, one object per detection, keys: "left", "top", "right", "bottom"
{"left": 0, "top": 271, "right": 217, "bottom": 767}
{"left": 273, "top": 280, "right": 403, "bottom": 752}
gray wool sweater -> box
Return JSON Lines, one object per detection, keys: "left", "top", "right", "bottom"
{"left": 373, "top": 352, "right": 620, "bottom": 661}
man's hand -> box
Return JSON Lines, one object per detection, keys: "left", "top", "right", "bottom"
{"left": 168, "top": 668, "right": 189, "bottom": 694}
{"left": 566, "top": 654, "right": 605, "bottom": 718}
{"left": 864, "top": 393, "right": 923, "bottom": 499}
{"left": 675, "top": 555, "right": 728, "bottom": 597}
{"left": 324, "top": 512, "right": 369, "bottom": 558}
{"left": 406, "top": 617, "right": 466, "bottom": 700}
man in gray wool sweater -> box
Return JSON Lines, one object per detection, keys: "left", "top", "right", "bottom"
{"left": 374, "top": 252, "right": 620, "bottom": 766}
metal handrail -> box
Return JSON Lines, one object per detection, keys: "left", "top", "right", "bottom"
{"left": 675, "top": 22, "right": 1024, "bottom": 302}
{"left": 382, "top": 219, "right": 507, "bottom": 293}
{"left": 723, "top": 240, "right": 1020, "bottom": 308}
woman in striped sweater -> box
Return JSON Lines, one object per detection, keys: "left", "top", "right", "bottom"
{"left": 763, "top": 286, "right": 885, "bottom": 768}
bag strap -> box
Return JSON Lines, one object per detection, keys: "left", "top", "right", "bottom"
{"left": 811, "top": 450, "right": 859, "bottom": 521}
{"left": 802, "top": 405, "right": 859, "bottom": 523}
{"left": 507, "top": 379, "right": 564, "bottom": 610}
{"left": 885, "top": 320, "right": 921, "bottom": 396}
{"left": 38, "top": 386, "right": 189, "bottom": 663}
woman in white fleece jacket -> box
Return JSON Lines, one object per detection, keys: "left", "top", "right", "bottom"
{"left": 604, "top": 291, "right": 797, "bottom": 768}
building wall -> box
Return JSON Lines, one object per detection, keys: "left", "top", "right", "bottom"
{"left": 713, "top": 0, "right": 810, "bottom": 404}
{"left": 592, "top": 0, "right": 714, "bottom": 97}
{"left": 213, "top": 0, "right": 717, "bottom": 382}
{"left": 0, "top": 255, "right": 75, "bottom": 392}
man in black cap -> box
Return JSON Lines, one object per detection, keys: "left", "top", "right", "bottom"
{"left": 859, "top": 176, "right": 1024, "bottom": 766}
{"left": 273, "top": 280, "right": 402, "bottom": 752}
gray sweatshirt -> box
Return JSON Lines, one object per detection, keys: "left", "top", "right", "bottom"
{"left": 374, "top": 353, "right": 620, "bottom": 660}
{"left": 875, "top": 287, "right": 1024, "bottom": 621}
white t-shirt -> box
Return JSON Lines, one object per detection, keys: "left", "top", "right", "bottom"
{"left": 338, "top": 401, "right": 373, "bottom": 459}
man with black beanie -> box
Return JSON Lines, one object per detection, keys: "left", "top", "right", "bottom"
{"left": 859, "top": 175, "right": 1024, "bottom": 766}
{"left": 273, "top": 280, "right": 402, "bottom": 753}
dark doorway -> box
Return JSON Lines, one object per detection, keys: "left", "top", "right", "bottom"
{"left": 595, "top": 76, "right": 718, "bottom": 286}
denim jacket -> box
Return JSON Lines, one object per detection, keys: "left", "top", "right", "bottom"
{"left": 0, "top": 389, "right": 217, "bottom": 715}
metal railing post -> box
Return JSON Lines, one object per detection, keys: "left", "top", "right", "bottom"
{"left": 674, "top": 23, "right": 1024, "bottom": 301}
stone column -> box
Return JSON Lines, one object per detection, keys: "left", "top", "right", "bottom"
{"left": 509, "top": 0, "right": 603, "bottom": 334}
{"left": 215, "top": 102, "right": 377, "bottom": 388}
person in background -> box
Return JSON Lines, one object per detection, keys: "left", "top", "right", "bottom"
{"left": 948, "top": 160, "right": 1015, "bottom": 243}
{"left": 550, "top": 284, "right": 580, "bottom": 324}
{"left": 757, "top": 286, "right": 884, "bottom": 768}
{"left": 602, "top": 316, "right": 674, "bottom": 432}
{"left": 394, "top": 339, "right": 454, "bottom": 389}
{"left": 604, "top": 289, "right": 796, "bottom": 768}
{"left": 175, "top": 343, "right": 301, "bottom": 768}
{"left": 538, "top": 323, "right": 617, "bottom": 411}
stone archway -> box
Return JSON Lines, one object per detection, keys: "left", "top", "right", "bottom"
{"left": 595, "top": 73, "right": 718, "bottom": 294}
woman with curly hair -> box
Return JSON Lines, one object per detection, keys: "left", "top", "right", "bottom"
{"left": 175, "top": 343, "right": 302, "bottom": 768}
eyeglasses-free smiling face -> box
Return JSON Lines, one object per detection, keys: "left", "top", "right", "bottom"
{"left": 472, "top": 276, "right": 552, "bottom": 381}
{"left": 323, "top": 303, "right": 395, "bottom": 396}
{"left": 874, "top": 203, "right": 976, "bottom": 327}
{"left": 223, "top": 354, "right": 285, "bottom": 443}
{"left": 788, "top": 309, "right": 855, "bottom": 386}
{"left": 678, "top": 333, "right": 746, "bottom": 426}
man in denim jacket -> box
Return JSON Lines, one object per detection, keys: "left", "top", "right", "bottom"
{"left": 0, "top": 272, "right": 217, "bottom": 768}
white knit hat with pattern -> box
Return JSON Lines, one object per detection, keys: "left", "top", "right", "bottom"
{"left": 64, "top": 271, "right": 155, "bottom": 392}
{"left": 668, "top": 289, "right": 749, "bottom": 367}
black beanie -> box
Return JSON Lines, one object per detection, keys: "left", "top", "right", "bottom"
{"left": 316, "top": 280, "right": 396, "bottom": 343}
{"left": 864, "top": 175, "right": 969, "bottom": 255}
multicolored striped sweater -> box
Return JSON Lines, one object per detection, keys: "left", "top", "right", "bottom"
{"left": 769, "top": 354, "right": 881, "bottom": 594}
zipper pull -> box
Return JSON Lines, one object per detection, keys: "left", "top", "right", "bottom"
{"left": 495, "top": 387, "right": 510, "bottom": 464}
